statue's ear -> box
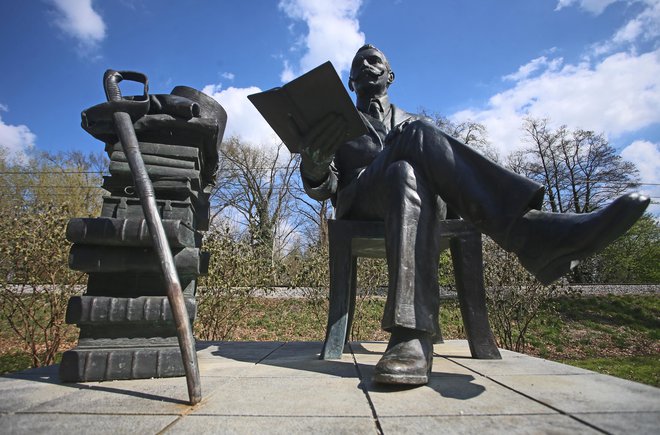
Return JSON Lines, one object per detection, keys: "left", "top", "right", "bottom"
{"left": 348, "top": 79, "right": 354, "bottom": 92}
{"left": 388, "top": 70, "right": 395, "bottom": 85}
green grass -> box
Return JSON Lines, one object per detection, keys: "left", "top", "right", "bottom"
{"left": 524, "top": 294, "right": 659, "bottom": 384}
{"left": 527, "top": 294, "right": 657, "bottom": 348}
{"left": 0, "top": 352, "right": 33, "bottom": 375}
{"left": 553, "top": 294, "right": 660, "bottom": 337}
{"left": 225, "top": 297, "right": 390, "bottom": 342}
{"left": 2, "top": 293, "right": 658, "bottom": 388}
{"left": 562, "top": 356, "right": 660, "bottom": 387}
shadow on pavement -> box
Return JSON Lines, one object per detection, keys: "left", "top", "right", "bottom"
{"left": 2, "top": 366, "right": 189, "bottom": 405}
{"left": 209, "top": 341, "right": 486, "bottom": 401}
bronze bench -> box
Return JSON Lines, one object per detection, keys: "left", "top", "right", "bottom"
{"left": 321, "top": 218, "right": 501, "bottom": 360}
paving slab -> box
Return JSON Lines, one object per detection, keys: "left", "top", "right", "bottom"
{"left": 165, "top": 415, "right": 377, "bottom": 434}
{"left": 363, "top": 371, "right": 554, "bottom": 417}
{"left": 3, "top": 365, "right": 60, "bottom": 378}
{"left": 448, "top": 352, "right": 593, "bottom": 376}
{"left": 490, "top": 372, "right": 660, "bottom": 413}
{"left": 200, "top": 341, "right": 359, "bottom": 379}
{"left": 229, "top": 356, "right": 360, "bottom": 379}
{"left": 353, "top": 341, "right": 554, "bottom": 417}
{"left": 259, "top": 341, "right": 360, "bottom": 378}
{"left": 266, "top": 340, "right": 325, "bottom": 356}
{"left": 431, "top": 340, "right": 478, "bottom": 358}
{"left": 1, "top": 340, "right": 657, "bottom": 434}
{"left": 572, "top": 412, "right": 660, "bottom": 435}
{"left": 196, "top": 341, "right": 285, "bottom": 363}
{"left": 201, "top": 357, "right": 361, "bottom": 379}
{"left": 378, "top": 414, "right": 602, "bottom": 434}
{"left": 0, "top": 374, "right": 81, "bottom": 413}
{"left": 190, "top": 376, "right": 373, "bottom": 417}
{"left": 25, "top": 376, "right": 214, "bottom": 414}
{"left": 351, "top": 341, "right": 388, "bottom": 353}
{"left": 0, "top": 414, "right": 177, "bottom": 435}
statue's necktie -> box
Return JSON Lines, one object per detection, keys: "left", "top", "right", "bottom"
{"left": 368, "top": 101, "right": 383, "bottom": 122}
{"left": 366, "top": 100, "right": 390, "bottom": 139}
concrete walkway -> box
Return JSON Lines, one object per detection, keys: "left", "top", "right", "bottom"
{"left": 1, "top": 340, "right": 658, "bottom": 434}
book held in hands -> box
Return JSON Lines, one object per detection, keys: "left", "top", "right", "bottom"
{"left": 248, "top": 61, "right": 367, "bottom": 153}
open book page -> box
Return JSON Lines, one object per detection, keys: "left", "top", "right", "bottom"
{"left": 248, "top": 61, "right": 367, "bottom": 153}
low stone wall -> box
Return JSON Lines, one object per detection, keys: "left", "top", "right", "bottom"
{"left": 247, "top": 284, "right": 660, "bottom": 298}
{"left": 566, "top": 284, "right": 659, "bottom": 296}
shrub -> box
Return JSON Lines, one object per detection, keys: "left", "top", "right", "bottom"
{"left": 0, "top": 203, "right": 82, "bottom": 366}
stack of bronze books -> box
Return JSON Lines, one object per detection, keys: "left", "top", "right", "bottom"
{"left": 59, "top": 85, "right": 226, "bottom": 382}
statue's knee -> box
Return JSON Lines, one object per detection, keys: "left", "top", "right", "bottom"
{"left": 410, "top": 119, "right": 433, "bottom": 130}
{"left": 395, "top": 119, "right": 440, "bottom": 154}
{"left": 404, "top": 119, "right": 436, "bottom": 136}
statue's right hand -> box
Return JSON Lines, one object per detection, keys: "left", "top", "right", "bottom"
{"left": 299, "top": 113, "right": 346, "bottom": 181}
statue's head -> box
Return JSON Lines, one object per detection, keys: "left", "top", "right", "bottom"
{"left": 348, "top": 44, "right": 395, "bottom": 97}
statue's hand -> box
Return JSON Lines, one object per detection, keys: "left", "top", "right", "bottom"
{"left": 299, "top": 113, "right": 346, "bottom": 182}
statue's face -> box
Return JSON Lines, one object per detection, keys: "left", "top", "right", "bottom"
{"left": 349, "top": 47, "right": 393, "bottom": 97}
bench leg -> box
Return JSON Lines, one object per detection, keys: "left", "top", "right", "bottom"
{"left": 450, "top": 233, "right": 501, "bottom": 359}
{"left": 345, "top": 258, "right": 358, "bottom": 345}
{"left": 321, "top": 232, "right": 355, "bottom": 360}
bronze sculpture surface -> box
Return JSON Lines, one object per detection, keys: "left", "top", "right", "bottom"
{"left": 298, "top": 44, "right": 649, "bottom": 386}
{"left": 60, "top": 71, "right": 226, "bottom": 397}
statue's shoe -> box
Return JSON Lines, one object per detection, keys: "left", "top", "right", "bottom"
{"left": 373, "top": 328, "right": 432, "bottom": 385}
{"left": 517, "top": 193, "right": 650, "bottom": 285}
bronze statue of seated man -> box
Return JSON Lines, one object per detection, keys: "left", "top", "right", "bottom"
{"left": 299, "top": 44, "right": 649, "bottom": 386}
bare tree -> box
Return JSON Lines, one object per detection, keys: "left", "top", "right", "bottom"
{"left": 0, "top": 148, "right": 106, "bottom": 219}
{"left": 420, "top": 110, "right": 499, "bottom": 162}
{"left": 511, "top": 117, "right": 640, "bottom": 213}
{"left": 510, "top": 118, "right": 566, "bottom": 212}
{"left": 210, "top": 138, "right": 300, "bottom": 263}
{"left": 290, "top": 169, "right": 332, "bottom": 249}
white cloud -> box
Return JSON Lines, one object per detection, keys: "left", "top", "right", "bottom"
{"left": 621, "top": 140, "right": 660, "bottom": 213}
{"left": 449, "top": 0, "right": 660, "bottom": 216}
{"left": 555, "top": 0, "right": 618, "bottom": 15}
{"left": 452, "top": 49, "right": 660, "bottom": 156}
{"left": 503, "top": 56, "right": 563, "bottom": 81}
{"left": 50, "top": 0, "right": 106, "bottom": 52}
{"left": 450, "top": 0, "right": 660, "bottom": 155}
{"left": 199, "top": 1, "right": 366, "bottom": 152}
{"left": 201, "top": 84, "right": 281, "bottom": 150}
{"left": 621, "top": 140, "right": 660, "bottom": 185}
{"left": 278, "top": 0, "right": 365, "bottom": 81}
{"left": 591, "top": 0, "right": 660, "bottom": 56}
{"left": 0, "top": 110, "right": 36, "bottom": 163}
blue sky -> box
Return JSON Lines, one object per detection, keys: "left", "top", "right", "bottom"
{"left": 1, "top": 0, "right": 659, "bottom": 208}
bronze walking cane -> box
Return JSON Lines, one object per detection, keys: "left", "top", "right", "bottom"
{"left": 102, "top": 69, "right": 202, "bottom": 405}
